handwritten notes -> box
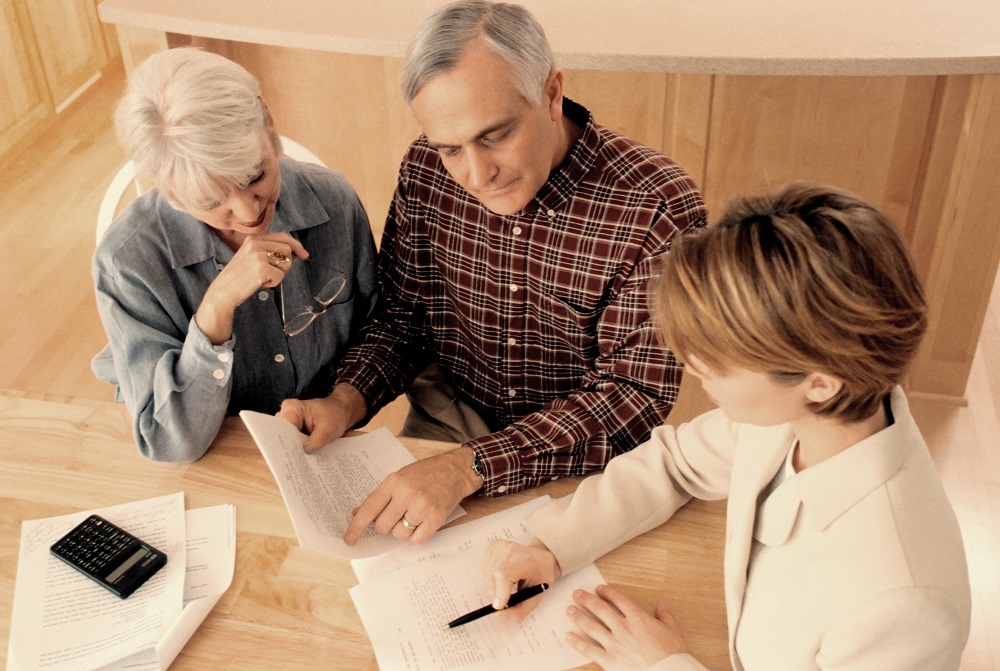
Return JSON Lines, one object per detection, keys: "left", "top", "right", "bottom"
{"left": 349, "top": 498, "right": 605, "bottom": 671}
{"left": 8, "top": 494, "right": 235, "bottom": 671}
{"left": 240, "top": 413, "right": 465, "bottom": 558}
{"left": 9, "top": 493, "right": 185, "bottom": 671}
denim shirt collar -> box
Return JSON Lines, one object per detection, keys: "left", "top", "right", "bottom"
{"left": 162, "top": 158, "right": 330, "bottom": 269}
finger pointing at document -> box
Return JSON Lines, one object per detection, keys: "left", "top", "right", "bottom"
{"left": 343, "top": 446, "right": 484, "bottom": 545}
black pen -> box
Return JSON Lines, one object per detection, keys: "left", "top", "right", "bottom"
{"left": 442, "top": 583, "right": 550, "bottom": 630}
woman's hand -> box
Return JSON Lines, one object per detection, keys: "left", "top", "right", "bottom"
{"left": 566, "top": 585, "right": 688, "bottom": 671}
{"left": 196, "top": 232, "right": 308, "bottom": 344}
{"left": 480, "top": 538, "right": 562, "bottom": 621}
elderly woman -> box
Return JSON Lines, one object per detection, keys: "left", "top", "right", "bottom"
{"left": 92, "top": 48, "right": 377, "bottom": 462}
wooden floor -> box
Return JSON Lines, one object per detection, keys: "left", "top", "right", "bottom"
{"left": 1, "top": 59, "right": 997, "bottom": 669}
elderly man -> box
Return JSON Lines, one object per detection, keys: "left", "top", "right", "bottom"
{"left": 279, "top": 0, "right": 706, "bottom": 542}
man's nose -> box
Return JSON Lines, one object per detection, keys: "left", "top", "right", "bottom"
{"left": 465, "top": 147, "right": 497, "bottom": 191}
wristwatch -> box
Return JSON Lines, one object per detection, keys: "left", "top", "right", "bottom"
{"left": 471, "top": 454, "right": 485, "bottom": 481}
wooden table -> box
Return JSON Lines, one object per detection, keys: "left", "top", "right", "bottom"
{"left": 0, "top": 395, "right": 729, "bottom": 670}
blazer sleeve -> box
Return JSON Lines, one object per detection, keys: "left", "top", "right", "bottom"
{"left": 526, "top": 409, "right": 739, "bottom": 575}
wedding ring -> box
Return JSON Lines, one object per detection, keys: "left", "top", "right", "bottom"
{"left": 266, "top": 251, "right": 289, "bottom": 265}
{"left": 401, "top": 517, "right": 417, "bottom": 530}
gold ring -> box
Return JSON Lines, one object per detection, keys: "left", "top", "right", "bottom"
{"left": 401, "top": 517, "right": 417, "bottom": 530}
{"left": 266, "top": 251, "right": 289, "bottom": 264}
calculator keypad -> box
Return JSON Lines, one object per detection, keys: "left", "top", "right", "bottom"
{"left": 52, "top": 516, "right": 140, "bottom": 577}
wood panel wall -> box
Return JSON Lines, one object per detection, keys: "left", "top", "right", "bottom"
{"left": 113, "top": 35, "right": 1000, "bottom": 401}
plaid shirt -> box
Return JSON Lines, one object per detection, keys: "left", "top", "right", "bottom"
{"left": 337, "top": 99, "right": 706, "bottom": 495}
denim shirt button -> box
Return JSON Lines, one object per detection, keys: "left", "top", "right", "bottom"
{"left": 257, "top": 291, "right": 269, "bottom": 301}
{"left": 212, "top": 369, "right": 225, "bottom": 380}
{"left": 274, "top": 354, "right": 285, "bottom": 363}
{"left": 217, "top": 352, "right": 230, "bottom": 363}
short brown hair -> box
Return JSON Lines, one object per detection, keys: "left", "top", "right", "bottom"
{"left": 655, "top": 182, "right": 927, "bottom": 422}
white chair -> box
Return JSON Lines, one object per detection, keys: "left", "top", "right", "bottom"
{"left": 95, "top": 135, "right": 327, "bottom": 244}
{"left": 95, "top": 160, "right": 143, "bottom": 244}
{"left": 279, "top": 135, "right": 326, "bottom": 168}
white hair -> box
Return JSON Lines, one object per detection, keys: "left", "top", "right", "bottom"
{"left": 114, "top": 47, "right": 282, "bottom": 209}
{"left": 400, "top": 0, "right": 554, "bottom": 105}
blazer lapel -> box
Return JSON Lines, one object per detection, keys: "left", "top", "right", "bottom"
{"left": 723, "top": 426, "right": 795, "bottom": 670}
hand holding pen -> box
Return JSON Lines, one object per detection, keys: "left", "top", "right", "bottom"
{"left": 444, "top": 583, "right": 550, "bottom": 629}
{"left": 477, "top": 538, "right": 563, "bottom": 623}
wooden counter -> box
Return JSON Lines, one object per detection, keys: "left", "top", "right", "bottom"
{"left": 0, "top": 394, "right": 729, "bottom": 670}
{"left": 97, "top": 0, "right": 1000, "bottom": 403}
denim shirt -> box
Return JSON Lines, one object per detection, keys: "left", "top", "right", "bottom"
{"left": 92, "top": 159, "right": 378, "bottom": 462}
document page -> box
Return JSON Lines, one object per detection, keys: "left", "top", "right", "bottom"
{"left": 99, "top": 504, "right": 237, "bottom": 671}
{"left": 7, "top": 493, "right": 187, "bottom": 671}
{"left": 352, "top": 497, "right": 551, "bottom": 583}
{"left": 351, "top": 549, "right": 604, "bottom": 671}
{"left": 148, "top": 504, "right": 236, "bottom": 671}
{"left": 240, "top": 412, "right": 464, "bottom": 559}
{"left": 349, "top": 498, "right": 606, "bottom": 671}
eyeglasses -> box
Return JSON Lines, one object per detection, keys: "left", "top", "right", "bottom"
{"left": 281, "top": 268, "right": 348, "bottom": 337}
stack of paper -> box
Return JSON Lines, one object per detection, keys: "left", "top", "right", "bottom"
{"left": 239, "top": 411, "right": 607, "bottom": 671}
{"left": 7, "top": 492, "right": 235, "bottom": 671}
{"left": 350, "top": 499, "right": 606, "bottom": 671}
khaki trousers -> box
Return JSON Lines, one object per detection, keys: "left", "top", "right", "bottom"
{"left": 401, "top": 363, "right": 494, "bottom": 444}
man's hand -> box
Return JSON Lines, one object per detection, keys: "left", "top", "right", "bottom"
{"left": 276, "top": 383, "right": 367, "bottom": 452}
{"left": 566, "top": 585, "right": 689, "bottom": 671}
{"left": 344, "top": 446, "right": 484, "bottom": 545}
{"left": 480, "top": 538, "right": 561, "bottom": 621}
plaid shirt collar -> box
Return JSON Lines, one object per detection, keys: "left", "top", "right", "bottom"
{"left": 528, "top": 97, "right": 599, "bottom": 216}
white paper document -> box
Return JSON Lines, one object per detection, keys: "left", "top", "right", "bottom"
{"left": 349, "top": 498, "right": 606, "bottom": 671}
{"left": 352, "top": 497, "right": 552, "bottom": 583}
{"left": 240, "top": 412, "right": 465, "bottom": 558}
{"left": 7, "top": 494, "right": 236, "bottom": 671}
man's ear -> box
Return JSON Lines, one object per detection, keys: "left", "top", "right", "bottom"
{"left": 544, "top": 68, "right": 564, "bottom": 121}
{"left": 803, "top": 372, "right": 843, "bottom": 404}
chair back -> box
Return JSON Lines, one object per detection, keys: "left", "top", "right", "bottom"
{"left": 95, "top": 161, "right": 143, "bottom": 244}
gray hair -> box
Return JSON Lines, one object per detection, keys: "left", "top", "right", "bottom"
{"left": 401, "top": 0, "right": 554, "bottom": 105}
{"left": 114, "top": 47, "right": 282, "bottom": 210}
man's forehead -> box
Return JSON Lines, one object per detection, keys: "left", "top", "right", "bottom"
{"left": 410, "top": 42, "right": 529, "bottom": 136}
{"left": 422, "top": 113, "right": 520, "bottom": 149}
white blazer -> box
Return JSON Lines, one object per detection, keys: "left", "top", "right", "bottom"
{"left": 527, "top": 387, "right": 971, "bottom": 670}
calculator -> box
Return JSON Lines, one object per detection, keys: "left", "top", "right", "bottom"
{"left": 50, "top": 514, "right": 167, "bottom": 599}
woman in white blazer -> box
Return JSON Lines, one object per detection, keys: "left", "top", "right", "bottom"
{"left": 482, "top": 182, "right": 971, "bottom": 670}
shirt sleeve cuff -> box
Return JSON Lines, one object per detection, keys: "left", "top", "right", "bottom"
{"left": 181, "top": 316, "right": 236, "bottom": 387}
{"left": 465, "top": 428, "right": 530, "bottom": 497}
